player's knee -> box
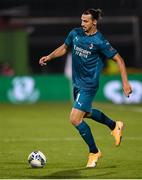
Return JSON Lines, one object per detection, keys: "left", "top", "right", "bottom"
{"left": 70, "top": 112, "right": 81, "bottom": 126}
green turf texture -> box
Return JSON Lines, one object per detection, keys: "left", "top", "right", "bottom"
{"left": 0, "top": 102, "right": 142, "bottom": 179}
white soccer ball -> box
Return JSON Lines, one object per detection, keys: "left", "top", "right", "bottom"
{"left": 28, "top": 151, "right": 46, "bottom": 168}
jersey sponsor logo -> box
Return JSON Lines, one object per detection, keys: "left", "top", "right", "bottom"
{"left": 74, "top": 45, "right": 91, "bottom": 58}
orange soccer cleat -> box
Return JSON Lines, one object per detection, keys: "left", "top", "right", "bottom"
{"left": 111, "top": 121, "right": 124, "bottom": 146}
{"left": 86, "top": 151, "right": 102, "bottom": 168}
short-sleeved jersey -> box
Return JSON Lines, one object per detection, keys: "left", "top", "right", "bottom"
{"left": 65, "top": 27, "right": 117, "bottom": 89}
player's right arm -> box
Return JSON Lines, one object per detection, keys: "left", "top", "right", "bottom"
{"left": 39, "top": 43, "right": 68, "bottom": 66}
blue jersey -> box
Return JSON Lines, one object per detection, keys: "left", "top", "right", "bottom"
{"left": 65, "top": 27, "right": 117, "bottom": 89}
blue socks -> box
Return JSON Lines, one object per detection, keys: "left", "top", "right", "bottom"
{"left": 90, "top": 108, "right": 116, "bottom": 130}
{"left": 76, "top": 121, "right": 98, "bottom": 153}
{"left": 75, "top": 109, "right": 115, "bottom": 153}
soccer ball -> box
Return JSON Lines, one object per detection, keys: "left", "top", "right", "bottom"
{"left": 28, "top": 151, "right": 46, "bottom": 168}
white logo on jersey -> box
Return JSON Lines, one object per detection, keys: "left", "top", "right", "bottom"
{"left": 74, "top": 45, "right": 91, "bottom": 58}
{"left": 75, "top": 36, "right": 79, "bottom": 41}
{"left": 89, "top": 43, "right": 94, "bottom": 49}
{"left": 77, "top": 101, "right": 83, "bottom": 107}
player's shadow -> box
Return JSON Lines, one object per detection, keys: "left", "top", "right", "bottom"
{"left": 43, "top": 167, "right": 84, "bottom": 179}
{"left": 40, "top": 166, "right": 116, "bottom": 179}
{"left": 22, "top": 165, "right": 117, "bottom": 179}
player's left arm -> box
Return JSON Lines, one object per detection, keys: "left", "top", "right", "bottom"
{"left": 112, "top": 53, "right": 132, "bottom": 97}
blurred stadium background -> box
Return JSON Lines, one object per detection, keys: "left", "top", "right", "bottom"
{"left": 0, "top": 0, "right": 142, "bottom": 104}
{"left": 0, "top": 1, "right": 142, "bottom": 179}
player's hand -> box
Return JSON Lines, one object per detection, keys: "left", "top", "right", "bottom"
{"left": 39, "top": 56, "right": 50, "bottom": 66}
{"left": 122, "top": 82, "right": 132, "bottom": 97}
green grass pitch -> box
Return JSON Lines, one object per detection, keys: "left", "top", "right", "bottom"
{"left": 0, "top": 102, "right": 142, "bottom": 179}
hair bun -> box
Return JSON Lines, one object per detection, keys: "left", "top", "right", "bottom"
{"left": 95, "top": 9, "right": 103, "bottom": 19}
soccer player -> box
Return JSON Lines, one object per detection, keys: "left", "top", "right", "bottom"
{"left": 39, "top": 8, "right": 132, "bottom": 168}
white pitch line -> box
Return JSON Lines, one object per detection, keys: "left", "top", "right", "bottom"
{"left": 99, "top": 104, "right": 142, "bottom": 113}
{"left": 1, "top": 136, "right": 142, "bottom": 142}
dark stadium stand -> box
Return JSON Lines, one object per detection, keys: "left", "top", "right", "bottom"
{"left": 0, "top": 0, "right": 142, "bottom": 73}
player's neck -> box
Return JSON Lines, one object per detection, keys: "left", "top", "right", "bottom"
{"left": 85, "top": 27, "right": 97, "bottom": 36}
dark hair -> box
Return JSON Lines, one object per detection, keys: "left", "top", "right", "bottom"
{"left": 83, "top": 8, "right": 102, "bottom": 21}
